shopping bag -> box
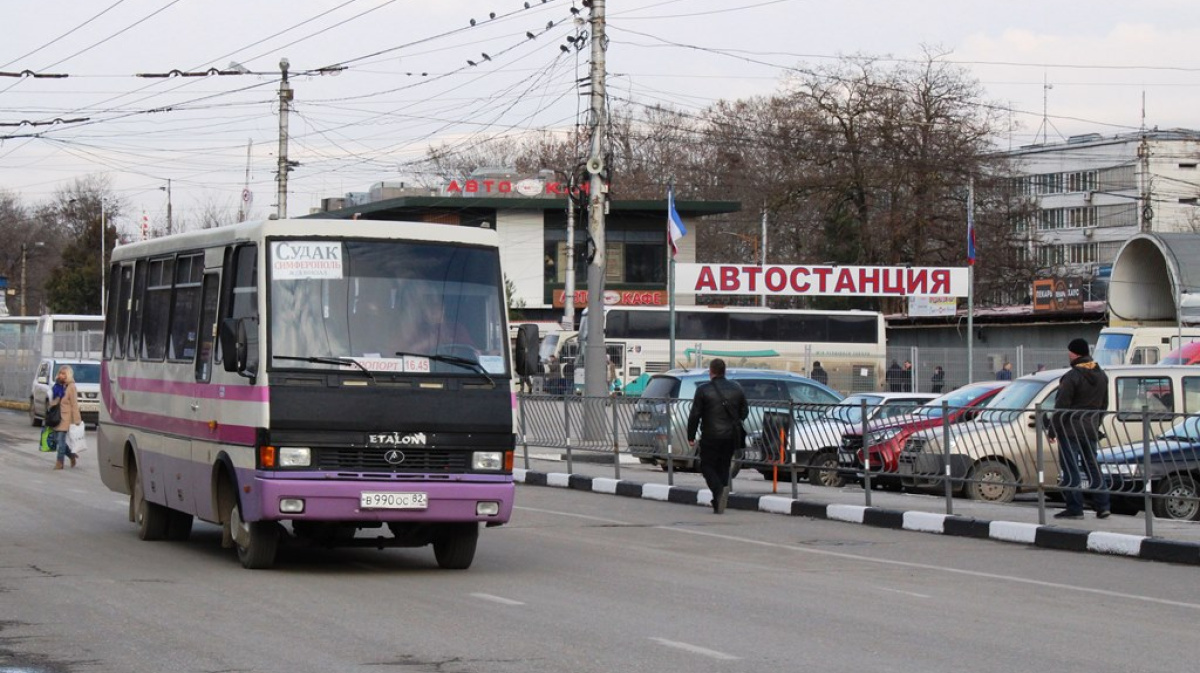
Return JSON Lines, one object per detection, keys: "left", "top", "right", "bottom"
{"left": 39, "top": 426, "right": 55, "bottom": 453}
{"left": 67, "top": 422, "right": 88, "bottom": 452}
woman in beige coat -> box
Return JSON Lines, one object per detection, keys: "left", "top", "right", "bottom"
{"left": 49, "top": 365, "right": 82, "bottom": 469}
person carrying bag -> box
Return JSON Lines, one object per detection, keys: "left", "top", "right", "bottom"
{"left": 49, "top": 365, "right": 83, "bottom": 470}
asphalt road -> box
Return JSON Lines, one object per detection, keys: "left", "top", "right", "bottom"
{"left": 1, "top": 409, "right": 1197, "bottom": 673}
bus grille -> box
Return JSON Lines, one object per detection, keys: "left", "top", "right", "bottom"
{"left": 316, "top": 449, "right": 469, "bottom": 472}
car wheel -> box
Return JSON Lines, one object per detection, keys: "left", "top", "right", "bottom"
{"left": 807, "top": 450, "right": 844, "bottom": 488}
{"left": 965, "top": 460, "right": 1017, "bottom": 503}
{"left": 29, "top": 398, "right": 41, "bottom": 427}
{"left": 1152, "top": 474, "right": 1200, "bottom": 521}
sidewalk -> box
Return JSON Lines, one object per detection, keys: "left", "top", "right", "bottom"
{"left": 515, "top": 447, "right": 1200, "bottom": 566}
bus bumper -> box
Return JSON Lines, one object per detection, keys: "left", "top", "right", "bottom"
{"left": 247, "top": 476, "right": 515, "bottom": 525}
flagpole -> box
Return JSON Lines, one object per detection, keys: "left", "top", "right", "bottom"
{"left": 967, "top": 178, "right": 975, "bottom": 383}
{"left": 668, "top": 179, "right": 677, "bottom": 369}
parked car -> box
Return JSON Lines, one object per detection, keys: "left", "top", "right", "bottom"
{"left": 897, "top": 365, "right": 1200, "bottom": 503}
{"left": 1098, "top": 414, "right": 1200, "bottom": 520}
{"left": 755, "top": 392, "right": 936, "bottom": 487}
{"left": 30, "top": 358, "right": 101, "bottom": 427}
{"left": 838, "top": 381, "right": 1010, "bottom": 488}
{"left": 627, "top": 368, "right": 843, "bottom": 472}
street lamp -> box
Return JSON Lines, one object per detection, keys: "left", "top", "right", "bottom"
{"left": 20, "top": 241, "right": 45, "bottom": 316}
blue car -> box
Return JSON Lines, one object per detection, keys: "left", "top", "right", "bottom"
{"left": 1098, "top": 415, "right": 1200, "bottom": 521}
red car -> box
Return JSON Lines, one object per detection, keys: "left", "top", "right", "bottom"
{"left": 837, "top": 381, "right": 1010, "bottom": 487}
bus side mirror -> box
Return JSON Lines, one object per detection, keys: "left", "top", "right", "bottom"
{"left": 219, "top": 318, "right": 257, "bottom": 379}
{"left": 514, "top": 323, "right": 540, "bottom": 377}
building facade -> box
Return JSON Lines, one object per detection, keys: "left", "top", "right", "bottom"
{"left": 1005, "top": 129, "right": 1200, "bottom": 296}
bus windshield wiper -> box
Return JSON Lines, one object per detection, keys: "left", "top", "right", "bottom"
{"left": 274, "top": 355, "right": 376, "bottom": 382}
{"left": 395, "top": 351, "right": 496, "bottom": 387}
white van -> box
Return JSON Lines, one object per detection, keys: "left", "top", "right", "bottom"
{"left": 1093, "top": 326, "right": 1200, "bottom": 366}
{"left": 897, "top": 365, "right": 1200, "bottom": 502}
{"left": 29, "top": 358, "right": 101, "bottom": 427}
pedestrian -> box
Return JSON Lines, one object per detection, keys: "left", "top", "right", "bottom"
{"left": 930, "top": 365, "right": 945, "bottom": 394}
{"left": 886, "top": 359, "right": 902, "bottom": 392}
{"left": 902, "top": 360, "right": 914, "bottom": 391}
{"left": 810, "top": 361, "right": 828, "bottom": 386}
{"left": 546, "top": 354, "right": 561, "bottom": 394}
{"left": 686, "top": 358, "right": 748, "bottom": 514}
{"left": 1047, "top": 338, "right": 1110, "bottom": 520}
{"left": 49, "top": 365, "right": 82, "bottom": 470}
{"left": 996, "top": 362, "right": 1014, "bottom": 381}
{"left": 1033, "top": 363, "right": 1046, "bottom": 374}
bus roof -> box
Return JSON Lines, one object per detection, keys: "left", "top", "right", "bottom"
{"left": 111, "top": 218, "right": 501, "bottom": 262}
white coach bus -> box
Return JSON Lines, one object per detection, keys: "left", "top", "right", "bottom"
{"left": 98, "top": 218, "right": 520, "bottom": 569}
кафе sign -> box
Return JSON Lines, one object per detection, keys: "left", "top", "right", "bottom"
{"left": 674, "top": 263, "right": 970, "bottom": 297}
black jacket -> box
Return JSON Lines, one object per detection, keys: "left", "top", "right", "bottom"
{"left": 686, "top": 377, "right": 749, "bottom": 444}
{"left": 1048, "top": 357, "right": 1108, "bottom": 441}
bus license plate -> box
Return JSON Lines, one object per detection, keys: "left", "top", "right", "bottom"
{"left": 360, "top": 492, "right": 428, "bottom": 510}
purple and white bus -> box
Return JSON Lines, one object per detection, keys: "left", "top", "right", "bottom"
{"left": 98, "top": 218, "right": 519, "bottom": 569}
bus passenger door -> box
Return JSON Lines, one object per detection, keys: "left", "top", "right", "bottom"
{"left": 188, "top": 273, "right": 221, "bottom": 520}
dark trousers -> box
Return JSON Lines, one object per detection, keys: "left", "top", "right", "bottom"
{"left": 1058, "top": 435, "right": 1110, "bottom": 514}
{"left": 699, "top": 437, "right": 736, "bottom": 499}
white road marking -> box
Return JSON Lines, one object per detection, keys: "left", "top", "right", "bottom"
{"left": 516, "top": 505, "right": 1200, "bottom": 611}
{"left": 649, "top": 637, "right": 738, "bottom": 660}
{"left": 470, "top": 593, "right": 525, "bottom": 606}
{"left": 666, "top": 526, "right": 1200, "bottom": 611}
{"left": 878, "top": 587, "right": 932, "bottom": 599}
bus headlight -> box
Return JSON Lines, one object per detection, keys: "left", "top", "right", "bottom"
{"left": 279, "top": 447, "right": 312, "bottom": 467}
{"left": 472, "top": 451, "right": 504, "bottom": 471}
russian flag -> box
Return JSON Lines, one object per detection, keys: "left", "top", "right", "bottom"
{"left": 967, "top": 212, "right": 976, "bottom": 266}
{"left": 668, "top": 186, "right": 687, "bottom": 258}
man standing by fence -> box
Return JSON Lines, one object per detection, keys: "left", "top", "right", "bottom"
{"left": 686, "top": 358, "right": 748, "bottom": 514}
{"left": 1048, "top": 338, "right": 1110, "bottom": 520}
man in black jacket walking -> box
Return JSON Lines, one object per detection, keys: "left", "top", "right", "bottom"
{"left": 1049, "top": 338, "right": 1111, "bottom": 519}
{"left": 687, "top": 359, "right": 749, "bottom": 514}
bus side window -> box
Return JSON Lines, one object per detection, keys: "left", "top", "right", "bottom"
{"left": 126, "top": 261, "right": 147, "bottom": 361}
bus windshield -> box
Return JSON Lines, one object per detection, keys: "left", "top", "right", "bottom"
{"left": 1093, "top": 332, "right": 1132, "bottom": 367}
{"left": 269, "top": 240, "right": 508, "bottom": 375}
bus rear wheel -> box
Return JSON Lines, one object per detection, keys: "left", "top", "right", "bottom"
{"left": 132, "top": 464, "right": 168, "bottom": 541}
{"left": 433, "top": 523, "right": 479, "bottom": 570}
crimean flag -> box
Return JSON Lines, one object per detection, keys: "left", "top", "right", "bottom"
{"left": 668, "top": 186, "right": 687, "bottom": 258}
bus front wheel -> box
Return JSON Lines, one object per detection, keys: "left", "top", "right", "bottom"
{"left": 227, "top": 499, "right": 280, "bottom": 570}
{"left": 433, "top": 523, "right": 479, "bottom": 570}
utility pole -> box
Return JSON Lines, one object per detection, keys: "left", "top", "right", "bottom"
{"left": 160, "top": 179, "right": 173, "bottom": 235}
{"left": 239, "top": 139, "right": 253, "bottom": 222}
{"left": 276, "top": 59, "right": 293, "bottom": 219}
{"left": 563, "top": 192, "right": 576, "bottom": 330}
{"left": 583, "top": 0, "right": 609, "bottom": 405}
{"left": 759, "top": 204, "right": 768, "bottom": 307}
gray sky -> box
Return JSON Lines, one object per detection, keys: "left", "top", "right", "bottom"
{"left": 3, "top": 0, "right": 1199, "bottom": 235}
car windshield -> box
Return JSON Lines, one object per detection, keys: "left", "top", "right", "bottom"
{"left": 1161, "top": 416, "right": 1200, "bottom": 442}
{"left": 915, "top": 385, "right": 996, "bottom": 419}
{"left": 978, "top": 380, "right": 1051, "bottom": 423}
{"left": 823, "top": 394, "right": 882, "bottom": 423}
{"left": 61, "top": 363, "right": 100, "bottom": 384}
{"left": 269, "top": 240, "right": 508, "bottom": 375}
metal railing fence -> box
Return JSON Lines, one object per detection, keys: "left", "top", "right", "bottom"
{"left": 516, "top": 393, "right": 1200, "bottom": 538}
{"left": 0, "top": 331, "right": 103, "bottom": 403}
